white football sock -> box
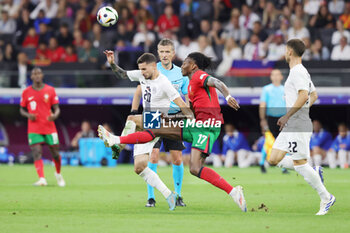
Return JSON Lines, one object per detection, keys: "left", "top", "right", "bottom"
{"left": 294, "top": 163, "right": 330, "bottom": 201}
{"left": 338, "top": 149, "right": 347, "bottom": 169}
{"left": 213, "top": 154, "right": 223, "bottom": 168}
{"left": 139, "top": 167, "right": 171, "bottom": 199}
{"left": 224, "top": 150, "right": 235, "bottom": 168}
{"left": 277, "top": 156, "right": 294, "bottom": 170}
{"left": 313, "top": 154, "right": 322, "bottom": 167}
{"left": 327, "top": 150, "right": 337, "bottom": 169}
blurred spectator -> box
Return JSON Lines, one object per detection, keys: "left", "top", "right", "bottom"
{"left": 16, "top": 9, "right": 34, "bottom": 45}
{"left": 22, "top": 27, "right": 39, "bottom": 48}
{"left": 208, "top": 20, "right": 225, "bottom": 46}
{"left": 304, "top": 0, "right": 321, "bottom": 16}
{"left": 136, "top": 8, "right": 154, "bottom": 31}
{"left": 243, "top": 34, "right": 266, "bottom": 60}
{"left": 38, "top": 23, "right": 52, "bottom": 45}
{"left": 74, "top": 8, "right": 95, "bottom": 34}
{"left": 3, "top": 43, "right": 17, "bottom": 62}
{"left": 35, "top": 41, "right": 49, "bottom": 61}
{"left": 10, "top": 52, "right": 33, "bottom": 88}
{"left": 2, "top": 0, "right": 20, "bottom": 18}
{"left": 33, "top": 10, "right": 51, "bottom": 33}
{"left": 276, "top": 16, "right": 290, "bottom": 41}
{"left": 180, "top": 0, "right": 199, "bottom": 17}
{"left": 0, "top": 9, "right": 16, "bottom": 34}
{"left": 62, "top": 45, "right": 78, "bottom": 63}
{"left": 30, "top": 0, "right": 58, "bottom": 19}
{"left": 239, "top": 4, "right": 260, "bottom": 30}
{"left": 216, "top": 38, "right": 242, "bottom": 76}
{"left": 199, "top": 19, "right": 211, "bottom": 36}
{"left": 197, "top": 35, "right": 217, "bottom": 62}
{"left": 302, "top": 38, "right": 312, "bottom": 61}
{"left": 311, "top": 39, "right": 330, "bottom": 61}
{"left": 292, "top": 4, "right": 309, "bottom": 27}
{"left": 250, "top": 21, "right": 268, "bottom": 42}
{"left": 20, "top": 0, "right": 36, "bottom": 12}
{"left": 88, "top": 23, "right": 103, "bottom": 49}
{"left": 57, "top": 23, "right": 73, "bottom": 47}
{"left": 309, "top": 4, "right": 335, "bottom": 29}
{"left": 288, "top": 18, "right": 310, "bottom": 40}
{"left": 221, "top": 11, "right": 249, "bottom": 46}
{"left": 112, "top": 24, "right": 134, "bottom": 45}
{"left": 118, "top": 7, "right": 135, "bottom": 29}
{"left": 132, "top": 23, "right": 156, "bottom": 51}
{"left": 73, "top": 29, "right": 85, "bottom": 48}
{"left": 158, "top": 0, "right": 180, "bottom": 16}
{"left": 281, "top": 5, "right": 292, "bottom": 22}
{"left": 78, "top": 40, "right": 98, "bottom": 63}
{"left": 262, "top": 1, "right": 280, "bottom": 30}
{"left": 264, "top": 32, "right": 286, "bottom": 61}
{"left": 47, "top": 37, "right": 65, "bottom": 62}
{"left": 71, "top": 120, "right": 95, "bottom": 150}
{"left": 176, "top": 36, "right": 199, "bottom": 61}
{"left": 328, "top": 0, "right": 345, "bottom": 15}
{"left": 156, "top": 5, "right": 180, "bottom": 35}
{"left": 331, "top": 36, "right": 350, "bottom": 60}
{"left": 340, "top": 2, "right": 350, "bottom": 29}
{"left": 332, "top": 20, "right": 350, "bottom": 45}
{"left": 139, "top": 0, "right": 156, "bottom": 19}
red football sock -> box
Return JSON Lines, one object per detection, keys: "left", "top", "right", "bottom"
{"left": 120, "top": 130, "right": 155, "bottom": 144}
{"left": 34, "top": 159, "right": 45, "bottom": 178}
{"left": 53, "top": 155, "right": 61, "bottom": 174}
{"left": 199, "top": 167, "right": 234, "bottom": 194}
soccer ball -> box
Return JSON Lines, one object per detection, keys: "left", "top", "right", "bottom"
{"left": 97, "top": 6, "right": 118, "bottom": 27}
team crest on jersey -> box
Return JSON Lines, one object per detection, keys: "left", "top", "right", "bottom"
{"left": 44, "top": 94, "right": 49, "bottom": 103}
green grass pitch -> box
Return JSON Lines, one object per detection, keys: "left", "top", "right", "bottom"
{"left": 0, "top": 165, "right": 349, "bottom": 233}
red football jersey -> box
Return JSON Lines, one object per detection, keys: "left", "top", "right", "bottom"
{"left": 20, "top": 84, "right": 59, "bottom": 134}
{"left": 188, "top": 70, "right": 224, "bottom": 123}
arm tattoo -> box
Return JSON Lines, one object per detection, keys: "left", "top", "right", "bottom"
{"left": 111, "top": 63, "right": 128, "bottom": 79}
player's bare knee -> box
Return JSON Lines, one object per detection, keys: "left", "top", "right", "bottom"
{"left": 189, "top": 165, "right": 200, "bottom": 176}
{"left": 171, "top": 151, "right": 182, "bottom": 165}
{"left": 127, "top": 115, "right": 136, "bottom": 122}
{"left": 268, "top": 158, "right": 278, "bottom": 166}
{"left": 134, "top": 165, "right": 145, "bottom": 175}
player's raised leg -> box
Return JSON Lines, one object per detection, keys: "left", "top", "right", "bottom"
{"left": 31, "top": 144, "right": 47, "bottom": 186}
{"left": 189, "top": 148, "right": 247, "bottom": 212}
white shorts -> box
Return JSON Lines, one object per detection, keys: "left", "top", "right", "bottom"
{"left": 133, "top": 137, "right": 160, "bottom": 157}
{"left": 273, "top": 131, "right": 312, "bottom": 160}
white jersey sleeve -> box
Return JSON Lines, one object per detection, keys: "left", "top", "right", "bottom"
{"left": 126, "top": 70, "right": 142, "bottom": 82}
{"left": 293, "top": 69, "right": 311, "bottom": 92}
{"left": 162, "top": 78, "right": 180, "bottom": 102}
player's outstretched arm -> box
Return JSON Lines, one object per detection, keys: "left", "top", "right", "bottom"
{"left": 173, "top": 97, "right": 194, "bottom": 120}
{"left": 131, "top": 85, "right": 142, "bottom": 113}
{"left": 206, "top": 76, "right": 240, "bottom": 110}
{"left": 104, "top": 50, "right": 128, "bottom": 79}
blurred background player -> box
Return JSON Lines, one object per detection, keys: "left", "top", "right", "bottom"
{"left": 309, "top": 120, "right": 333, "bottom": 167}
{"left": 222, "top": 123, "right": 251, "bottom": 168}
{"left": 327, "top": 123, "right": 350, "bottom": 169}
{"left": 130, "top": 39, "right": 189, "bottom": 207}
{"left": 259, "top": 69, "right": 286, "bottom": 173}
{"left": 20, "top": 67, "right": 65, "bottom": 187}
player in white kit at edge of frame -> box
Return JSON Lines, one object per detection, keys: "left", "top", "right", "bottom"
{"left": 267, "top": 39, "right": 336, "bottom": 216}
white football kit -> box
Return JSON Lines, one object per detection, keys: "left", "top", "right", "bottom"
{"left": 126, "top": 70, "right": 180, "bottom": 156}
{"left": 273, "top": 64, "right": 316, "bottom": 160}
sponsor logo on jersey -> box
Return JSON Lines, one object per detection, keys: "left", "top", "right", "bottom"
{"left": 28, "top": 96, "right": 34, "bottom": 101}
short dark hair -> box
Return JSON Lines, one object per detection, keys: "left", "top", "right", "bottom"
{"left": 158, "top": 38, "right": 174, "bottom": 49}
{"left": 187, "top": 52, "right": 211, "bottom": 70}
{"left": 286, "top": 39, "right": 305, "bottom": 57}
{"left": 137, "top": 53, "right": 157, "bottom": 64}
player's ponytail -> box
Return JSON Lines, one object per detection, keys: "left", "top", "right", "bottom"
{"left": 187, "top": 52, "right": 212, "bottom": 70}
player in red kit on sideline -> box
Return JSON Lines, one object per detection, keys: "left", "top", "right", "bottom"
{"left": 20, "top": 68, "right": 65, "bottom": 187}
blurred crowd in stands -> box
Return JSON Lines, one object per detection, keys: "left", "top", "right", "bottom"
{"left": 1, "top": 0, "right": 350, "bottom": 86}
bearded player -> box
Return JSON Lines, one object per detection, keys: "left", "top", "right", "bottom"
{"left": 98, "top": 52, "right": 247, "bottom": 212}
{"left": 20, "top": 68, "right": 65, "bottom": 187}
